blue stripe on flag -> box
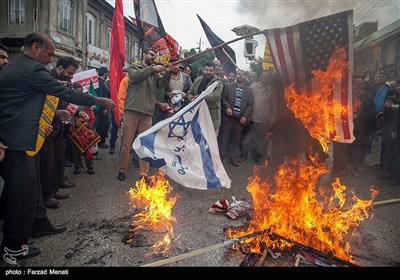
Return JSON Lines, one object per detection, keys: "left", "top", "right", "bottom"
{"left": 140, "top": 131, "right": 166, "bottom": 168}
{"left": 191, "top": 109, "right": 222, "bottom": 189}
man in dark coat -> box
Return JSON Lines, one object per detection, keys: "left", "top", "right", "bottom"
{"left": 96, "top": 67, "right": 111, "bottom": 147}
{"left": 219, "top": 69, "right": 253, "bottom": 167}
{"left": 0, "top": 32, "right": 115, "bottom": 260}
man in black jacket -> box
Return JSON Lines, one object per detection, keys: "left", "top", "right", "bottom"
{"left": 0, "top": 32, "right": 115, "bottom": 260}
{"left": 40, "top": 56, "right": 80, "bottom": 209}
{"left": 96, "top": 67, "right": 111, "bottom": 148}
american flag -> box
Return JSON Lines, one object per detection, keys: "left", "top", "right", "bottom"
{"left": 266, "top": 10, "right": 354, "bottom": 143}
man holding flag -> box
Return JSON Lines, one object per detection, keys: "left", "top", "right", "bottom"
{"left": 117, "top": 49, "right": 172, "bottom": 182}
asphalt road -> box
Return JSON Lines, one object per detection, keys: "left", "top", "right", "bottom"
{"left": 0, "top": 140, "right": 399, "bottom": 268}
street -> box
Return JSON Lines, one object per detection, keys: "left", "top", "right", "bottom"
{"left": 0, "top": 140, "right": 400, "bottom": 268}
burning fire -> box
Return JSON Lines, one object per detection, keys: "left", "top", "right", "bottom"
{"left": 226, "top": 47, "right": 378, "bottom": 263}
{"left": 285, "top": 48, "right": 349, "bottom": 153}
{"left": 226, "top": 158, "right": 378, "bottom": 262}
{"left": 128, "top": 171, "right": 179, "bottom": 255}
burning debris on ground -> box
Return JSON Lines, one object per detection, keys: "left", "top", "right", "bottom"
{"left": 126, "top": 172, "right": 180, "bottom": 256}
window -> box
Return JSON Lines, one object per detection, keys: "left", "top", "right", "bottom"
{"left": 59, "top": 0, "right": 73, "bottom": 34}
{"left": 107, "top": 27, "right": 112, "bottom": 50}
{"left": 134, "top": 41, "right": 140, "bottom": 61}
{"left": 86, "top": 12, "right": 96, "bottom": 45}
{"left": 8, "top": 0, "right": 25, "bottom": 25}
{"left": 125, "top": 35, "right": 130, "bottom": 62}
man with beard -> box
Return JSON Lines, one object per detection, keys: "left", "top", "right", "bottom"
{"left": 117, "top": 49, "right": 172, "bottom": 182}
{"left": 166, "top": 57, "right": 192, "bottom": 114}
{"left": 0, "top": 44, "right": 9, "bottom": 70}
{"left": 187, "top": 60, "right": 224, "bottom": 136}
{"left": 219, "top": 69, "right": 253, "bottom": 167}
{"left": 0, "top": 32, "right": 115, "bottom": 259}
{"left": 39, "top": 56, "right": 81, "bottom": 209}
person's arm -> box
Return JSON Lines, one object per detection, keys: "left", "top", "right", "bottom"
{"left": 221, "top": 84, "right": 231, "bottom": 111}
{"left": 118, "top": 77, "right": 128, "bottom": 118}
{"left": 31, "top": 64, "right": 115, "bottom": 110}
{"left": 205, "top": 80, "right": 223, "bottom": 105}
{"left": 186, "top": 79, "right": 197, "bottom": 102}
{"left": 129, "top": 64, "right": 165, "bottom": 84}
{"left": 243, "top": 88, "right": 253, "bottom": 119}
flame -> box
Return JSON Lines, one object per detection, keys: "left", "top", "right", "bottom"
{"left": 284, "top": 48, "right": 349, "bottom": 153}
{"left": 226, "top": 48, "right": 379, "bottom": 263}
{"left": 128, "top": 171, "right": 179, "bottom": 255}
{"left": 226, "top": 155, "right": 378, "bottom": 262}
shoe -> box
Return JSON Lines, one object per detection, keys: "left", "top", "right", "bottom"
{"left": 32, "top": 224, "right": 66, "bottom": 238}
{"left": 44, "top": 197, "right": 60, "bottom": 209}
{"left": 64, "top": 160, "right": 73, "bottom": 167}
{"left": 387, "top": 179, "right": 400, "bottom": 186}
{"left": 230, "top": 159, "right": 240, "bottom": 167}
{"left": 53, "top": 191, "right": 69, "bottom": 200}
{"left": 59, "top": 179, "right": 76, "bottom": 188}
{"left": 73, "top": 167, "right": 80, "bottom": 175}
{"left": 99, "top": 143, "right": 109, "bottom": 149}
{"left": 118, "top": 172, "right": 126, "bottom": 181}
{"left": 87, "top": 167, "right": 95, "bottom": 175}
{"left": 109, "top": 147, "right": 115, "bottom": 154}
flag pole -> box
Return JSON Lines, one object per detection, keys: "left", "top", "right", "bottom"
{"left": 222, "top": 48, "right": 241, "bottom": 71}
{"left": 172, "top": 29, "right": 265, "bottom": 66}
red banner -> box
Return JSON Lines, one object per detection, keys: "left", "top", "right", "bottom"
{"left": 109, "top": 0, "right": 125, "bottom": 128}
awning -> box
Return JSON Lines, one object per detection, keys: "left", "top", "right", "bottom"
{"left": 54, "top": 49, "right": 82, "bottom": 63}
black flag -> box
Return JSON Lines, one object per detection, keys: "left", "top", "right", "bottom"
{"left": 197, "top": 15, "right": 237, "bottom": 74}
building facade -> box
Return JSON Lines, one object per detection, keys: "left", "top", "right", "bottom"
{"left": 0, "top": 0, "right": 139, "bottom": 69}
{"left": 354, "top": 19, "right": 400, "bottom": 82}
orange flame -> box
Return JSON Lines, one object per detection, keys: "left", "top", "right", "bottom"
{"left": 226, "top": 155, "right": 378, "bottom": 262}
{"left": 285, "top": 48, "right": 349, "bottom": 153}
{"left": 226, "top": 47, "right": 379, "bottom": 262}
{"left": 128, "top": 171, "right": 179, "bottom": 255}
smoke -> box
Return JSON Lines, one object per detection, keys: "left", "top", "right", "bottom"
{"left": 235, "top": 0, "right": 358, "bottom": 29}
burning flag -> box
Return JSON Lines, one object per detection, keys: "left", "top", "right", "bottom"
{"left": 265, "top": 10, "right": 355, "bottom": 150}
{"left": 133, "top": 82, "right": 231, "bottom": 190}
{"left": 197, "top": 14, "right": 237, "bottom": 74}
{"left": 109, "top": 0, "right": 125, "bottom": 128}
{"left": 133, "top": 0, "right": 179, "bottom": 57}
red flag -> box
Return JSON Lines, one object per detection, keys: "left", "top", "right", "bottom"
{"left": 133, "top": 0, "right": 179, "bottom": 57}
{"left": 110, "top": 0, "right": 125, "bottom": 128}
{"left": 265, "top": 10, "right": 354, "bottom": 143}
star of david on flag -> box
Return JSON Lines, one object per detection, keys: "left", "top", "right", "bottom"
{"left": 133, "top": 82, "right": 231, "bottom": 190}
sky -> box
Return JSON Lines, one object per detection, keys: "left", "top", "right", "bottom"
{"left": 106, "top": 0, "right": 400, "bottom": 71}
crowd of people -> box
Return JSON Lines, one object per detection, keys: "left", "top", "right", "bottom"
{"left": 1, "top": 31, "right": 400, "bottom": 263}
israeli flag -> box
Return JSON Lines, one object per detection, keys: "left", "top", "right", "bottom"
{"left": 133, "top": 82, "right": 231, "bottom": 190}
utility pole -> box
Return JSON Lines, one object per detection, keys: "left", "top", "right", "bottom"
{"left": 196, "top": 37, "right": 204, "bottom": 52}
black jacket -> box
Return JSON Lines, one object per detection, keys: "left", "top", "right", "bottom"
{"left": 0, "top": 55, "right": 96, "bottom": 151}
